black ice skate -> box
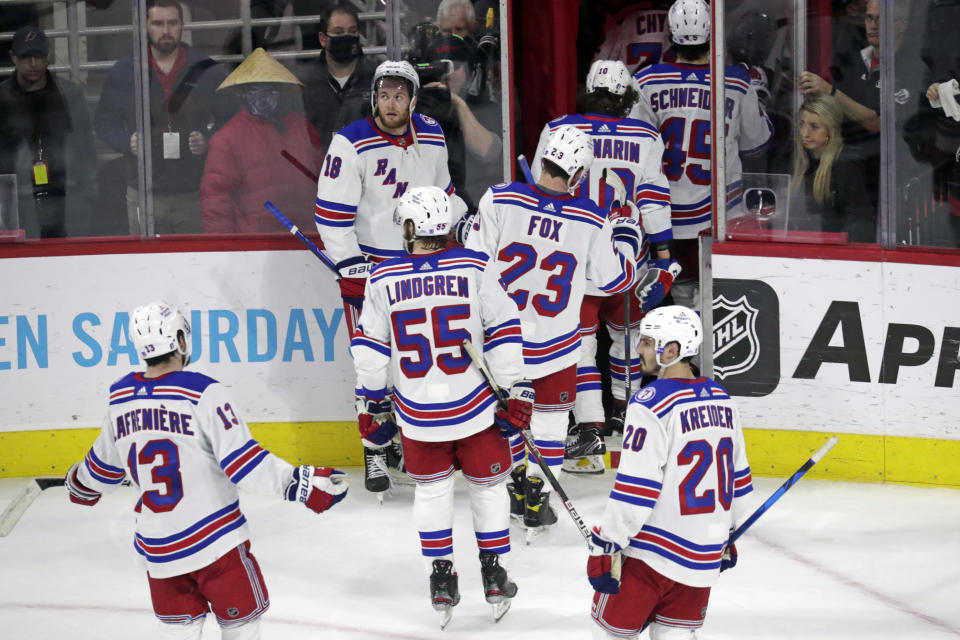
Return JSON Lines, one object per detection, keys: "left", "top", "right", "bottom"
{"left": 523, "top": 477, "right": 558, "bottom": 543}
{"left": 385, "top": 437, "right": 405, "bottom": 473}
{"left": 563, "top": 422, "right": 606, "bottom": 475}
{"left": 363, "top": 445, "right": 390, "bottom": 500}
{"left": 479, "top": 550, "right": 517, "bottom": 622}
{"left": 429, "top": 559, "right": 460, "bottom": 629}
{"left": 506, "top": 465, "right": 526, "bottom": 520}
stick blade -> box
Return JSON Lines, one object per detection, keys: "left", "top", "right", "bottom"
{"left": 0, "top": 480, "right": 43, "bottom": 537}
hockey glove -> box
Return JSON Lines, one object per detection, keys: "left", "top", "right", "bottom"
{"left": 494, "top": 379, "right": 534, "bottom": 438}
{"left": 720, "top": 530, "right": 738, "bottom": 572}
{"left": 286, "top": 465, "right": 348, "bottom": 514}
{"left": 65, "top": 462, "right": 102, "bottom": 506}
{"left": 587, "top": 526, "right": 623, "bottom": 594}
{"left": 356, "top": 397, "right": 398, "bottom": 449}
{"left": 336, "top": 257, "right": 373, "bottom": 310}
{"left": 453, "top": 211, "right": 476, "bottom": 245}
{"left": 611, "top": 216, "right": 642, "bottom": 262}
{"left": 636, "top": 258, "right": 682, "bottom": 312}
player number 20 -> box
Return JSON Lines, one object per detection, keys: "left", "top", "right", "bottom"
{"left": 677, "top": 437, "right": 734, "bottom": 516}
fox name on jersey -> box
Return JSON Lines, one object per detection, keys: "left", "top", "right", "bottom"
{"left": 315, "top": 113, "right": 464, "bottom": 265}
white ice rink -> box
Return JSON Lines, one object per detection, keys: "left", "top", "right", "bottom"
{"left": 1, "top": 471, "right": 959, "bottom": 639}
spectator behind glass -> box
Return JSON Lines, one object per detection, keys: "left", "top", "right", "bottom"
{"left": 437, "top": 0, "right": 478, "bottom": 38}
{"left": 94, "top": 0, "right": 236, "bottom": 235}
{"left": 423, "top": 33, "right": 502, "bottom": 209}
{"left": 0, "top": 26, "right": 97, "bottom": 238}
{"left": 790, "top": 95, "right": 875, "bottom": 242}
{"left": 201, "top": 48, "right": 324, "bottom": 233}
{"left": 298, "top": 2, "right": 375, "bottom": 150}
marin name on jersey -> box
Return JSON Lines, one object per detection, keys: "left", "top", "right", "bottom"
{"left": 115, "top": 405, "right": 195, "bottom": 439}
{"left": 679, "top": 404, "right": 735, "bottom": 434}
{"left": 650, "top": 87, "right": 735, "bottom": 118}
{"left": 386, "top": 274, "right": 470, "bottom": 306}
{"left": 593, "top": 138, "right": 644, "bottom": 164}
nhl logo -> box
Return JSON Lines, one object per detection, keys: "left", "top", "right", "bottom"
{"left": 713, "top": 294, "right": 760, "bottom": 379}
{"left": 559, "top": 391, "right": 569, "bottom": 403}
{"left": 491, "top": 462, "right": 501, "bottom": 474}
{"left": 227, "top": 607, "right": 239, "bottom": 617}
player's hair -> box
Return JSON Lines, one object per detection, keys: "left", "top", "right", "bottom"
{"left": 144, "top": 351, "right": 178, "bottom": 367}
{"left": 415, "top": 235, "right": 447, "bottom": 250}
{"left": 540, "top": 158, "right": 570, "bottom": 181}
{"left": 437, "top": 0, "right": 477, "bottom": 29}
{"left": 576, "top": 85, "right": 639, "bottom": 118}
{"left": 674, "top": 42, "right": 709, "bottom": 62}
{"left": 146, "top": 0, "right": 183, "bottom": 21}
{"left": 320, "top": 2, "right": 360, "bottom": 33}
{"left": 791, "top": 95, "right": 843, "bottom": 205}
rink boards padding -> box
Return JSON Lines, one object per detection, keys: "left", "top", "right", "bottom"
{"left": 1, "top": 238, "right": 959, "bottom": 487}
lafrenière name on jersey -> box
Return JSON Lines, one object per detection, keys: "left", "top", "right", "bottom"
{"left": 679, "top": 404, "right": 734, "bottom": 434}
{"left": 593, "top": 138, "right": 642, "bottom": 164}
{"left": 386, "top": 274, "right": 470, "bottom": 306}
{"left": 115, "top": 405, "right": 195, "bottom": 439}
{"left": 650, "top": 87, "right": 735, "bottom": 118}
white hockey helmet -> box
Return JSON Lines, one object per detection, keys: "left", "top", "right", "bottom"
{"left": 394, "top": 186, "right": 452, "bottom": 247}
{"left": 371, "top": 60, "right": 420, "bottom": 116}
{"left": 669, "top": 0, "right": 711, "bottom": 45}
{"left": 541, "top": 125, "right": 594, "bottom": 193}
{"left": 130, "top": 301, "right": 191, "bottom": 365}
{"left": 638, "top": 305, "right": 702, "bottom": 367}
{"left": 586, "top": 59, "right": 634, "bottom": 96}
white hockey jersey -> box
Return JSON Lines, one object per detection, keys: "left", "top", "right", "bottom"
{"left": 532, "top": 113, "right": 672, "bottom": 246}
{"left": 593, "top": 2, "right": 673, "bottom": 75}
{"left": 351, "top": 247, "right": 524, "bottom": 442}
{"left": 631, "top": 62, "right": 772, "bottom": 239}
{"left": 598, "top": 377, "right": 753, "bottom": 588}
{"left": 465, "top": 182, "right": 636, "bottom": 380}
{"left": 314, "top": 113, "right": 467, "bottom": 265}
{"left": 74, "top": 370, "right": 296, "bottom": 579}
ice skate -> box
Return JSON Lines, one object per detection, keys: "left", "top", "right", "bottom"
{"left": 384, "top": 437, "right": 415, "bottom": 488}
{"left": 605, "top": 400, "right": 627, "bottom": 437}
{"left": 506, "top": 466, "right": 526, "bottom": 521}
{"left": 562, "top": 422, "right": 606, "bottom": 475}
{"left": 429, "top": 559, "right": 460, "bottom": 629}
{"left": 363, "top": 445, "right": 391, "bottom": 503}
{"left": 523, "top": 477, "right": 557, "bottom": 544}
{"left": 479, "top": 551, "right": 517, "bottom": 622}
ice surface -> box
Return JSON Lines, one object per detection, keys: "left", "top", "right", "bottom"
{"left": 1, "top": 472, "right": 958, "bottom": 639}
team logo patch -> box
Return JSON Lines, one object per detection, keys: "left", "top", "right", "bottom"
{"left": 491, "top": 462, "right": 501, "bottom": 474}
{"left": 637, "top": 387, "right": 656, "bottom": 402}
{"left": 227, "top": 607, "right": 239, "bottom": 618}
{"left": 558, "top": 391, "right": 569, "bottom": 403}
{"left": 421, "top": 115, "right": 437, "bottom": 126}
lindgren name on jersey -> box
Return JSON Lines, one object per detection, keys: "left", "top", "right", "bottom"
{"left": 385, "top": 274, "right": 470, "bottom": 306}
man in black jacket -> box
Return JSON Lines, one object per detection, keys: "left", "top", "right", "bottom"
{"left": 94, "top": 0, "right": 234, "bottom": 235}
{"left": 0, "top": 26, "right": 97, "bottom": 238}
{"left": 298, "top": 3, "right": 375, "bottom": 151}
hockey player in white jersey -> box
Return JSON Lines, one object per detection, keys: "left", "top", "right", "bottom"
{"left": 64, "top": 302, "right": 348, "bottom": 640}
{"left": 314, "top": 59, "right": 467, "bottom": 495}
{"left": 591, "top": 0, "right": 674, "bottom": 74}
{"left": 587, "top": 306, "right": 753, "bottom": 639}
{"left": 632, "top": 0, "right": 772, "bottom": 310}
{"left": 532, "top": 59, "right": 679, "bottom": 473}
{"left": 350, "top": 186, "right": 532, "bottom": 626}
{"left": 466, "top": 125, "right": 641, "bottom": 534}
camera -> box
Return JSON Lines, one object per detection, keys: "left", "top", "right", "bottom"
{"left": 412, "top": 60, "right": 453, "bottom": 86}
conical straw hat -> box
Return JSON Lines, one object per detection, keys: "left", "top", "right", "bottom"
{"left": 218, "top": 47, "right": 303, "bottom": 91}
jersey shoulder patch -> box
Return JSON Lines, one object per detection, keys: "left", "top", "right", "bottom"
{"left": 413, "top": 112, "right": 443, "bottom": 134}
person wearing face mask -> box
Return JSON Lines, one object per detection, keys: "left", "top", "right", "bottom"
{"left": 201, "top": 48, "right": 324, "bottom": 233}
{"left": 299, "top": 3, "right": 375, "bottom": 150}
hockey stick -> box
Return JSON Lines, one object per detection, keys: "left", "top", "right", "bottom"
{"left": 0, "top": 477, "right": 64, "bottom": 537}
{"left": 281, "top": 149, "right": 319, "bottom": 183}
{"left": 603, "top": 168, "right": 633, "bottom": 401}
{"left": 461, "top": 339, "right": 591, "bottom": 544}
{"left": 517, "top": 155, "right": 534, "bottom": 184}
{"left": 729, "top": 436, "right": 839, "bottom": 545}
{"left": 263, "top": 200, "right": 339, "bottom": 277}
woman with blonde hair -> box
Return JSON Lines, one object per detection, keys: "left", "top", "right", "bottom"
{"left": 790, "top": 94, "right": 875, "bottom": 241}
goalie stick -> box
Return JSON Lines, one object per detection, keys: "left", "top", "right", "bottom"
{"left": 461, "top": 339, "right": 592, "bottom": 545}
{"left": 0, "top": 477, "right": 64, "bottom": 537}
{"left": 730, "top": 436, "right": 839, "bottom": 545}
